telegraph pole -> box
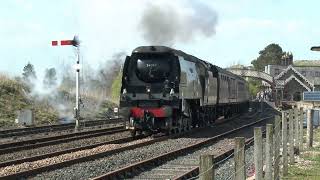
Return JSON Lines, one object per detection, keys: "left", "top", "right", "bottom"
{"left": 52, "top": 36, "right": 81, "bottom": 131}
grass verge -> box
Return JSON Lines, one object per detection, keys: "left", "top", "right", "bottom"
{"left": 284, "top": 128, "right": 320, "bottom": 179}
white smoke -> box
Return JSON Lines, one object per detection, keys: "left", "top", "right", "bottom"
{"left": 140, "top": 1, "right": 218, "bottom": 46}
{"left": 27, "top": 70, "right": 75, "bottom": 122}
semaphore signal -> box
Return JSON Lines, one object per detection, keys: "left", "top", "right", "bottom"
{"left": 51, "top": 35, "right": 81, "bottom": 131}
{"left": 52, "top": 36, "right": 80, "bottom": 47}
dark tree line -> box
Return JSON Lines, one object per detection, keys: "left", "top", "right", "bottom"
{"left": 43, "top": 68, "right": 57, "bottom": 88}
{"left": 22, "top": 62, "right": 37, "bottom": 83}
{"left": 21, "top": 51, "right": 125, "bottom": 100}
{"left": 248, "top": 43, "right": 292, "bottom": 97}
{"left": 251, "top": 43, "right": 290, "bottom": 71}
{"left": 22, "top": 62, "right": 57, "bottom": 89}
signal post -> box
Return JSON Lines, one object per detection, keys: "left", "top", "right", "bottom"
{"left": 52, "top": 36, "right": 81, "bottom": 131}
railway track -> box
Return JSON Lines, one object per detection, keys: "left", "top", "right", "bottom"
{"left": 0, "top": 134, "right": 143, "bottom": 168}
{"left": 0, "top": 133, "right": 167, "bottom": 178}
{"left": 124, "top": 127, "right": 264, "bottom": 180}
{"left": 0, "top": 125, "right": 126, "bottom": 155}
{"left": 0, "top": 109, "right": 266, "bottom": 179}
{"left": 0, "top": 113, "right": 251, "bottom": 174}
{"left": 173, "top": 137, "right": 255, "bottom": 180}
{"left": 92, "top": 115, "right": 272, "bottom": 180}
{"left": 0, "top": 113, "right": 244, "bottom": 179}
{"left": 0, "top": 118, "right": 122, "bottom": 138}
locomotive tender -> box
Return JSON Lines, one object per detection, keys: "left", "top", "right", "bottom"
{"left": 120, "top": 46, "right": 249, "bottom": 136}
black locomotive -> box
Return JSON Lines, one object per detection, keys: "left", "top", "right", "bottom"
{"left": 120, "top": 46, "right": 249, "bottom": 136}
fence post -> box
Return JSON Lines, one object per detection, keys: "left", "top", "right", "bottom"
{"left": 294, "top": 108, "right": 300, "bottom": 154}
{"left": 307, "top": 109, "right": 314, "bottom": 148}
{"left": 282, "top": 111, "right": 288, "bottom": 176}
{"left": 254, "top": 127, "right": 263, "bottom": 180}
{"left": 234, "top": 137, "right": 245, "bottom": 180}
{"left": 289, "top": 109, "right": 295, "bottom": 164}
{"left": 299, "top": 108, "right": 304, "bottom": 152}
{"left": 274, "top": 115, "right": 281, "bottom": 180}
{"left": 200, "top": 154, "right": 215, "bottom": 180}
{"left": 265, "top": 124, "right": 273, "bottom": 180}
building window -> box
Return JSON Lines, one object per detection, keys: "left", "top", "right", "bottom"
{"left": 315, "top": 72, "right": 320, "bottom": 77}
{"left": 301, "top": 71, "right": 306, "bottom": 76}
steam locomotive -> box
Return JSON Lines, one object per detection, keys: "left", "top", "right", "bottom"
{"left": 119, "top": 46, "right": 249, "bottom": 136}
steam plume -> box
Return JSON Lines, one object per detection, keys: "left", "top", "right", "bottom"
{"left": 140, "top": 1, "right": 218, "bottom": 46}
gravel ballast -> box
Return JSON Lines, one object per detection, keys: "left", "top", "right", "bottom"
{"left": 31, "top": 137, "right": 209, "bottom": 180}
{"left": 0, "top": 131, "right": 130, "bottom": 163}
{"left": 29, "top": 111, "right": 273, "bottom": 180}
{"left": 129, "top": 118, "right": 272, "bottom": 180}
{"left": 0, "top": 137, "right": 153, "bottom": 177}
{"left": 0, "top": 122, "right": 123, "bottom": 144}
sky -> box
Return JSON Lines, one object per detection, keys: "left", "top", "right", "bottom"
{"left": 1, "top": 0, "right": 320, "bottom": 78}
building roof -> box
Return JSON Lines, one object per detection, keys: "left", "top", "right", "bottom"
{"left": 284, "top": 75, "right": 311, "bottom": 91}
{"left": 274, "top": 65, "right": 315, "bottom": 92}
{"left": 293, "top": 60, "right": 320, "bottom": 67}
{"left": 275, "top": 65, "right": 314, "bottom": 88}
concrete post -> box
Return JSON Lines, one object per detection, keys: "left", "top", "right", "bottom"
{"left": 307, "top": 109, "right": 314, "bottom": 148}
{"left": 200, "top": 154, "right": 215, "bottom": 180}
{"left": 289, "top": 109, "right": 295, "bottom": 164}
{"left": 282, "top": 111, "right": 288, "bottom": 176}
{"left": 299, "top": 108, "right": 304, "bottom": 152}
{"left": 234, "top": 137, "right": 245, "bottom": 180}
{"left": 254, "top": 127, "right": 263, "bottom": 180}
{"left": 274, "top": 115, "right": 281, "bottom": 180}
{"left": 294, "top": 108, "right": 300, "bottom": 154}
{"left": 265, "top": 124, "right": 273, "bottom": 180}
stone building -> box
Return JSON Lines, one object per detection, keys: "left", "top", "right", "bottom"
{"left": 265, "top": 62, "right": 320, "bottom": 101}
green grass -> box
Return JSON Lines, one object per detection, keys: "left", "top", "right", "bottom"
{"left": 0, "top": 73, "right": 118, "bottom": 127}
{"left": 0, "top": 73, "right": 58, "bottom": 127}
{"left": 110, "top": 70, "right": 122, "bottom": 104}
{"left": 283, "top": 129, "right": 320, "bottom": 179}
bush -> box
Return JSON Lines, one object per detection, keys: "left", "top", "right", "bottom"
{"left": 110, "top": 71, "right": 122, "bottom": 104}
{"left": 0, "top": 74, "right": 58, "bottom": 127}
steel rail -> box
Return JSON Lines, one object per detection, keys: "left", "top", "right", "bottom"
{"left": 91, "top": 116, "right": 272, "bottom": 180}
{"left": 173, "top": 136, "right": 255, "bottom": 180}
{"left": 0, "top": 118, "right": 123, "bottom": 138}
{"left": 0, "top": 126, "right": 126, "bottom": 154}
{"left": 0, "top": 135, "right": 143, "bottom": 168}
{"left": 0, "top": 112, "right": 258, "bottom": 179}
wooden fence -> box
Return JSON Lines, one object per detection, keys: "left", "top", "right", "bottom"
{"left": 199, "top": 107, "right": 315, "bottom": 180}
